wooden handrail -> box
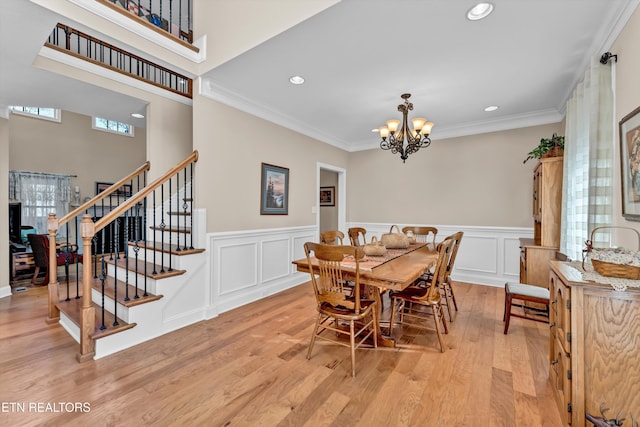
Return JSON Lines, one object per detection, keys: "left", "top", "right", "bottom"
{"left": 93, "top": 151, "right": 198, "bottom": 234}
{"left": 58, "top": 161, "right": 151, "bottom": 226}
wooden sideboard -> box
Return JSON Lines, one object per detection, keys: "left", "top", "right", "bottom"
{"left": 549, "top": 261, "right": 640, "bottom": 425}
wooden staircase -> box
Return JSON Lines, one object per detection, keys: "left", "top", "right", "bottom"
{"left": 47, "top": 151, "right": 206, "bottom": 361}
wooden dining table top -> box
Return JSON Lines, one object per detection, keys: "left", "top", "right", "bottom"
{"left": 292, "top": 245, "right": 437, "bottom": 292}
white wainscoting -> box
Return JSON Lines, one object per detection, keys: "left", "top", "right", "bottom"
{"left": 349, "top": 223, "right": 533, "bottom": 287}
{"left": 205, "top": 223, "right": 533, "bottom": 318}
{"left": 207, "top": 226, "right": 316, "bottom": 317}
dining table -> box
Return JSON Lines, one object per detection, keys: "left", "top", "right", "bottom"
{"left": 292, "top": 243, "right": 438, "bottom": 347}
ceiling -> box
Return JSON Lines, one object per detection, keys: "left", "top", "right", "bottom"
{"left": 1, "top": 0, "right": 637, "bottom": 149}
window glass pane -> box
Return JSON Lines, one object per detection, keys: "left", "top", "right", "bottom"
{"left": 93, "top": 117, "right": 134, "bottom": 136}
{"left": 39, "top": 108, "right": 55, "bottom": 118}
{"left": 10, "top": 106, "right": 60, "bottom": 122}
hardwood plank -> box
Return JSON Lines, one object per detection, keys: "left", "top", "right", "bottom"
{"left": 0, "top": 281, "right": 564, "bottom": 426}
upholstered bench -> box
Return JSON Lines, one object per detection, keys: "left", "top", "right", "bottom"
{"left": 503, "top": 282, "right": 550, "bottom": 334}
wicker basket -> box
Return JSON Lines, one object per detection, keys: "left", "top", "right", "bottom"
{"left": 381, "top": 225, "right": 410, "bottom": 249}
{"left": 583, "top": 226, "right": 640, "bottom": 279}
{"left": 591, "top": 259, "right": 640, "bottom": 279}
{"left": 363, "top": 236, "right": 386, "bottom": 257}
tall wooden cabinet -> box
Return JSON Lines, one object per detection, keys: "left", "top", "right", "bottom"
{"left": 549, "top": 261, "right": 640, "bottom": 425}
{"left": 520, "top": 157, "right": 563, "bottom": 287}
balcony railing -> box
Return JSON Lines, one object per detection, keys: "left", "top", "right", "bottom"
{"left": 46, "top": 23, "right": 192, "bottom": 98}
{"left": 104, "top": 0, "right": 193, "bottom": 44}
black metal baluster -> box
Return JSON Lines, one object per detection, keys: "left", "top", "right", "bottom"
{"left": 168, "top": 178, "right": 173, "bottom": 272}
{"left": 134, "top": 202, "right": 141, "bottom": 300}
{"left": 182, "top": 166, "right": 188, "bottom": 250}
{"left": 160, "top": 184, "right": 166, "bottom": 273}
{"left": 112, "top": 218, "right": 119, "bottom": 327}
{"left": 99, "top": 256, "right": 106, "bottom": 331}
{"left": 124, "top": 209, "right": 130, "bottom": 302}
{"left": 75, "top": 216, "right": 81, "bottom": 299}
{"left": 152, "top": 189, "right": 157, "bottom": 275}
{"left": 143, "top": 174, "right": 149, "bottom": 296}
{"left": 189, "top": 161, "right": 194, "bottom": 249}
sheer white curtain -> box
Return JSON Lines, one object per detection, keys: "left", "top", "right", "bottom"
{"left": 561, "top": 56, "right": 614, "bottom": 260}
{"left": 8, "top": 170, "right": 72, "bottom": 237}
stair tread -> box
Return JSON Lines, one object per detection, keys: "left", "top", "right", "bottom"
{"left": 102, "top": 255, "right": 186, "bottom": 279}
{"left": 58, "top": 277, "right": 162, "bottom": 308}
{"left": 56, "top": 299, "right": 136, "bottom": 340}
{"left": 128, "top": 240, "right": 204, "bottom": 255}
{"left": 168, "top": 211, "right": 192, "bottom": 216}
{"left": 90, "top": 276, "right": 163, "bottom": 307}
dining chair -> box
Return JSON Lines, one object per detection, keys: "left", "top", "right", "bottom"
{"left": 388, "top": 235, "right": 454, "bottom": 352}
{"left": 304, "top": 242, "right": 378, "bottom": 377}
{"left": 440, "top": 231, "right": 463, "bottom": 322}
{"left": 347, "top": 227, "right": 367, "bottom": 247}
{"left": 401, "top": 226, "right": 437, "bottom": 249}
{"left": 319, "top": 230, "right": 345, "bottom": 245}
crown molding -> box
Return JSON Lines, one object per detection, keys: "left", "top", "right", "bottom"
{"left": 199, "top": 78, "right": 351, "bottom": 151}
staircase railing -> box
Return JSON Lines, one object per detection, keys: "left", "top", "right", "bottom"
{"left": 47, "top": 151, "right": 198, "bottom": 362}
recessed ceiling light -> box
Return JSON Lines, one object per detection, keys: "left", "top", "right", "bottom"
{"left": 289, "top": 75, "right": 305, "bottom": 85}
{"left": 131, "top": 113, "right": 145, "bottom": 118}
{"left": 371, "top": 128, "right": 379, "bottom": 132}
{"left": 467, "top": 2, "right": 494, "bottom": 21}
{"left": 484, "top": 105, "right": 499, "bottom": 112}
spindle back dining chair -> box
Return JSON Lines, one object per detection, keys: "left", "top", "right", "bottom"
{"left": 304, "top": 242, "right": 377, "bottom": 377}
{"left": 388, "top": 235, "right": 454, "bottom": 352}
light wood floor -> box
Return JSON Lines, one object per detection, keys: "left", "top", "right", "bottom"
{"left": 0, "top": 281, "right": 562, "bottom": 426}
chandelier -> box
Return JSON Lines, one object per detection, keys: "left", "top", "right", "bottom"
{"left": 377, "top": 93, "right": 434, "bottom": 163}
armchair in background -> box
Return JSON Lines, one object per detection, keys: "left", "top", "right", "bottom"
{"left": 27, "top": 234, "right": 81, "bottom": 285}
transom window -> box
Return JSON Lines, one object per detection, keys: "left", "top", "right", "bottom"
{"left": 10, "top": 106, "right": 61, "bottom": 122}
{"left": 93, "top": 117, "right": 134, "bottom": 137}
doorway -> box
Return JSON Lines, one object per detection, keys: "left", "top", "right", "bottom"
{"left": 317, "top": 163, "right": 346, "bottom": 234}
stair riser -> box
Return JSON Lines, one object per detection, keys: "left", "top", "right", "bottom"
{"left": 90, "top": 288, "right": 131, "bottom": 323}
{"left": 105, "top": 264, "right": 160, "bottom": 295}
{"left": 149, "top": 230, "right": 192, "bottom": 245}
{"left": 123, "top": 246, "right": 195, "bottom": 270}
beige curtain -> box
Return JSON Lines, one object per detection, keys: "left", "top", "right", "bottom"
{"left": 560, "top": 56, "right": 614, "bottom": 260}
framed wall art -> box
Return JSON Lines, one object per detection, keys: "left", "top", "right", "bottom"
{"left": 619, "top": 105, "right": 640, "bottom": 221}
{"left": 96, "top": 181, "right": 132, "bottom": 197}
{"left": 319, "top": 186, "right": 335, "bottom": 207}
{"left": 260, "top": 163, "right": 289, "bottom": 215}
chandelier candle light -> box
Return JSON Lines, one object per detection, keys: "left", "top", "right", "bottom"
{"left": 378, "top": 93, "right": 434, "bottom": 163}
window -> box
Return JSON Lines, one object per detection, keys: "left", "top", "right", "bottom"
{"left": 9, "top": 106, "right": 61, "bottom": 122}
{"left": 9, "top": 170, "right": 72, "bottom": 238}
{"left": 93, "top": 117, "right": 134, "bottom": 136}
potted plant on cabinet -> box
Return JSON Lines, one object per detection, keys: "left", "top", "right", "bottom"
{"left": 523, "top": 133, "right": 565, "bottom": 163}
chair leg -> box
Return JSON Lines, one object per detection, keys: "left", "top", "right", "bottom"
{"left": 439, "top": 304, "right": 449, "bottom": 335}
{"left": 349, "top": 320, "right": 356, "bottom": 377}
{"left": 449, "top": 283, "right": 458, "bottom": 311}
{"left": 431, "top": 307, "right": 446, "bottom": 353}
{"left": 31, "top": 266, "right": 41, "bottom": 285}
{"left": 503, "top": 289, "right": 513, "bottom": 334}
{"left": 389, "top": 297, "right": 398, "bottom": 335}
{"left": 372, "top": 308, "right": 378, "bottom": 349}
{"left": 307, "top": 312, "right": 322, "bottom": 360}
{"left": 441, "top": 284, "right": 455, "bottom": 323}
